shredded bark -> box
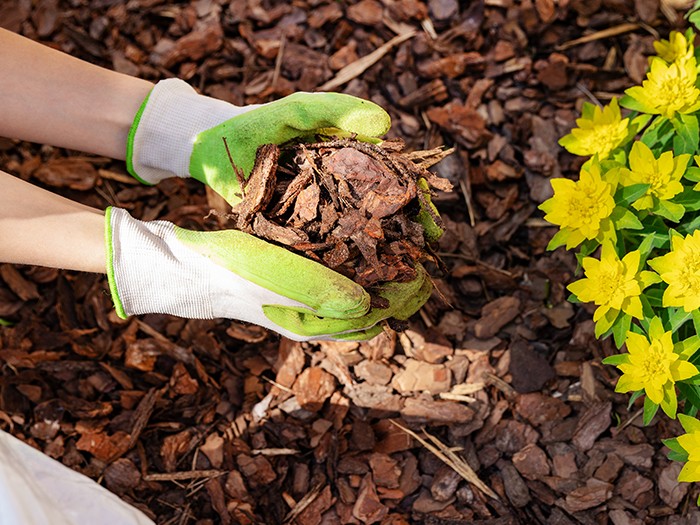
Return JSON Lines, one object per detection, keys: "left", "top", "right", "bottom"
{"left": 228, "top": 139, "right": 452, "bottom": 290}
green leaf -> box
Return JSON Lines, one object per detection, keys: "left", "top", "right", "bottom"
{"left": 643, "top": 287, "right": 663, "bottom": 308}
{"left": 668, "top": 450, "right": 691, "bottom": 462}
{"left": 612, "top": 314, "right": 632, "bottom": 349}
{"left": 616, "top": 184, "right": 651, "bottom": 207}
{"left": 653, "top": 200, "right": 686, "bottom": 223}
{"left": 566, "top": 293, "right": 582, "bottom": 304}
{"left": 546, "top": 229, "right": 570, "bottom": 251}
{"left": 663, "top": 437, "right": 686, "bottom": 454}
{"left": 580, "top": 101, "right": 597, "bottom": 120}
{"left": 602, "top": 354, "right": 628, "bottom": 366}
{"left": 639, "top": 294, "right": 657, "bottom": 318}
{"left": 637, "top": 232, "right": 668, "bottom": 261}
{"left": 662, "top": 381, "right": 679, "bottom": 418}
{"left": 678, "top": 382, "right": 700, "bottom": 412}
{"left": 621, "top": 94, "right": 653, "bottom": 114}
{"left": 595, "top": 308, "right": 620, "bottom": 340}
{"left": 673, "top": 188, "right": 700, "bottom": 211}
{"left": 681, "top": 214, "right": 700, "bottom": 235}
{"left": 665, "top": 436, "right": 691, "bottom": 461}
{"left": 610, "top": 206, "right": 643, "bottom": 230}
{"left": 629, "top": 113, "right": 653, "bottom": 138}
{"left": 579, "top": 239, "right": 600, "bottom": 258}
{"left": 643, "top": 396, "right": 660, "bottom": 425}
{"left": 693, "top": 310, "right": 700, "bottom": 338}
{"left": 672, "top": 114, "right": 700, "bottom": 156}
{"left": 0, "top": 318, "right": 11, "bottom": 327}
{"left": 684, "top": 166, "right": 700, "bottom": 183}
{"left": 676, "top": 336, "right": 700, "bottom": 359}
{"left": 690, "top": 9, "right": 700, "bottom": 31}
{"left": 670, "top": 308, "right": 693, "bottom": 333}
{"left": 640, "top": 116, "right": 673, "bottom": 150}
{"left": 628, "top": 389, "right": 645, "bottom": 409}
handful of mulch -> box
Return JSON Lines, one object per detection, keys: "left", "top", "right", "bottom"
{"left": 226, "top": 138, "right": 453, "bottom": 303}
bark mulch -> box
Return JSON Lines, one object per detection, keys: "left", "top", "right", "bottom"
{"left": 1, "top": 0, "right": 698, "bottom": 523}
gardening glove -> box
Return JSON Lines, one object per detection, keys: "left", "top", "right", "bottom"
{"left": 0, "top": 430, "right": 154, "bottom": 525}
{"left": 126, "top": 79, "right": 444, "bottom": 241}
{"left": 126, "top": 78, "right": 391, "bottom": 205}
{"left": 106, "top": 208, "right": 431, "bottom": 341}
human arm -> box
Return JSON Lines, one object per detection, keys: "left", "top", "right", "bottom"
{"left": 0, "top": 28, "right": 152, "bottom": 159}
{"left": 0, "top": 171, "right": 429, "bottom": 340}
{"left": 0, "top": 170, "right": 105, "bottom": 272}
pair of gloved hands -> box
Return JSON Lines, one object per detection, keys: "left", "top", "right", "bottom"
{"left": 111, "top": 80, "right": 435, "bottom": 341}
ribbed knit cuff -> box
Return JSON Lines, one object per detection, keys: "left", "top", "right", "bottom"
{"left": 107, "top": 208, "right": 213, "bottom": 319}
{"left": 127, "top": 79, "right": 245, "bottom": 184}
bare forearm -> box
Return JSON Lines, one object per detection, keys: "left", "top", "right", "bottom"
{"left": 0, "top": 171, "right": 105, "bottom": 273}
{"left": 0, "top": 29, "right": 153, "bottom": 159}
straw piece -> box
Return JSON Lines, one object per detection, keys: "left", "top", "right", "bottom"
{"left": 555, "top": 23, "right": 640, "bottom": 51}
{"left": 390, "top": 420, "right": 500, "bottom": 501}
{"left": 318, "top": 31, "right": 416, "bottom": 92}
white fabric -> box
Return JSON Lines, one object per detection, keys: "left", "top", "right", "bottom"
{"left": 109, "top": 208, "right": 324, "bottom": 341}
{"left": 0, "top": 430, "right": 154, "bottom": 525}
{"left": 130, "top": 79, "right": 260, "bottom": 184}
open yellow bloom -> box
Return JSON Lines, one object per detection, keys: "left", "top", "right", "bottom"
{"left": 625, "top": 57, "right": 700, "bottom": 119}
{"left": 618, "top": 141, "right": 690, "bottom": 210}
{"left": 559, "top": 98, "right": 629, "bottom": 160}
{"left": 567, "top": 244, "right": 658, "bottom": 323}
{"left": 676, "top": 414, "right": 700, "bottom": 482}
{"left": 539, "top": 160, "right": 615, "bottom": 249}
{"left": 654, "top": 31, "right": 695, "bottom": 65}
{"left": 613, "top": 318, "right": 698, "bottom": 417}
{"left": 649, "top": 230, "right": 700, "bottom": 312}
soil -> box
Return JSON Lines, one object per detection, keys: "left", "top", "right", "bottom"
{"left": 0, "top": 1, "right": 698, "bottom": 524}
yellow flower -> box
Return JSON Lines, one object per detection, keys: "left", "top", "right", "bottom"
{"left": 654, "top": 31, "right": 695, "bottom": 65}
{"left": 613, "top": 318, "right": 698, "bottom": 417}
{"left": 539, "top": 159, "right": 615, "bottom": 249}
{"left": 618, "top": 141, "right": 690, "bottom": 210}
{"left": 568, "top": 243, "right": 658, "bottom": 323}
{"left": 624, "top": 57, "right": 700, "bottom": 119}
{"left": 559, "top": 98, "right": 629, "bottom": 160}
{"left": 649, "top": 230, "right": 700, "bottom": 312}
{"left": 676, "top": 414, "right": 700, "bottom": 482}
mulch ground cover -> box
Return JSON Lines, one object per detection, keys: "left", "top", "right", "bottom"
{"left": 1, "top": 0, "right": 698, "bottom": 523}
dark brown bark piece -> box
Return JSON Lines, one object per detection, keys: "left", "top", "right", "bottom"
{"left": 233, "top": 143, "right": 280, "bottom": 228}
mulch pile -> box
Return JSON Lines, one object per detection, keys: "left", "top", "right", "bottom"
{"left": 0, "top": 0, "right": 698, "bottom": 523}
{"left": 227, "top": 139, "right": 451, "bottom": 291}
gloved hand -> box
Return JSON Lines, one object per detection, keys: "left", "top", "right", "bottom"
{"left": 106, "top": 207, "right": 431, "bottom": 341}
{"left": 126, "top": 79, "right": 391, "bottom": 205}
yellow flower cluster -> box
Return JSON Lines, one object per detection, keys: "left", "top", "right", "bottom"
{"left": 544, "top": 29, "right": 700, "bottom": 487}
{"left": 676, "top": 414, "right": 700, "bottom": 482}
{"left": 650, "top": 231, "right": 700, "bottom": 312}
{"left": 568, "top": 243, "right": 659, "bottom": 336}
{"left": 539, "top": 160, "right": 614, "bottom": 249}
{"left": 619, "top": 141, "right": 689, "bottom": 211}
{"left": 559, "top": 98, "right": 629, "bottom": 160}
{"left": 608, "top": 318, "right": 698, "bottom": 418}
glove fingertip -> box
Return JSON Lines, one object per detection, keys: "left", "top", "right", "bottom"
{"left": 315, "top": 282, "right": 371, "bottom": 319}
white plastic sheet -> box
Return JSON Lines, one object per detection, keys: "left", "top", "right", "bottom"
{"left": 0, "top": 430, "right": 154, "bottom": 525}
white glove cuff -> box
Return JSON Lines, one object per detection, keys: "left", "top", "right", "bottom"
{"left": 129, "top": 79, "right": 247, "bottom": 184}
{"left": 107, "top": 207, "right": 212, "bottom": 318}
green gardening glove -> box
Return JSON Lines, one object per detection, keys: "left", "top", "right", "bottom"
{"left": 126, "top": 79, "right": 444, "bottom": 240}
{"left": 126, "top": 79, "right": 390, "bottom": 204}
{"left": 106, "top": 207, "right": 430, "bottom": 341}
